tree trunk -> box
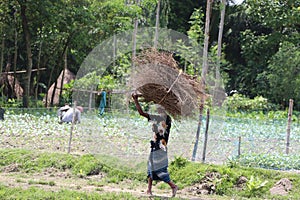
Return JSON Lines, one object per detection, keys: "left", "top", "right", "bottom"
{"left": 20, "top": 1, "right": 33, "bottom": 108}
{"left": 5, "top": 57, "right": 12, "bottom": 99}
{"left": 35, "top": 41, "right": 42, "bottom": 102}
{"left": 131, "top": 0, "right": 139, "bottom": 67}
{"left": 132, "top": 19, "right": 138, "bottom": 64}
{"left": 201, "top": 0, "right": 213, "bottom": 84}
{"left": 58, "top": 46, "right": 68, "bottom": 105}
{"left": 154, "top": 0, "right": 161, "bottom": 48}
{"left": 0, "top": 33, "right": 4, "bottom": 75}
{"left": 216, "top": 0, "right": 226, "bottom": 84}
{"left": 212, "top": 0, "right": 226, "bottom": 106}
{"left": 113, "top": 34, "right": 116, "bottom": 67}
{"left": 13, "top": 11, "right": 18, "bottom": 99}
{"left": 193, "top": 0, "right": 213, "bottom": 162}
{"left": 45, "top": 35, "right": 72, "bottom": 107}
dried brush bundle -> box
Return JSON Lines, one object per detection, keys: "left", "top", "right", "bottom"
{"left": 129, "top": 48, "right": 206, "bottom": 117}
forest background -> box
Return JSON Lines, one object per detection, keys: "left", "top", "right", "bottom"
{"left": 0, "top": 0, "right": 299, "bottom": 111}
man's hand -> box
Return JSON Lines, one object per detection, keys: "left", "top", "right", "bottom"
{"left": 132, "top": 92, "right": 139, "bottom": 100}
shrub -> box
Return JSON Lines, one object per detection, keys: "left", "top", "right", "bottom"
{"left": 244, "top": 176, "right": 268, "bottom": 197}
{"left": 73, "top": 154, "right": 103, "bottom": 176}
{"left": 224, "top": 94, "right": 276, "bottom": 112}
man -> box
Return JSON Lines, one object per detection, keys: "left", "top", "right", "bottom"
{"left": 132, "top": 93, "right": 178, "bottom": 197}
{"left": 60, "top": 106, "right": 83, "bottom": 124}
{"left": 98, "top": 90, "right": 106, "bottom": 116}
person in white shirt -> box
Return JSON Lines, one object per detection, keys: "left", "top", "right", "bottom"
{"left": 57, "top": 104, "right": 71, "bottom": 122}
{"left": 60, "top": 106, "right": 83, "bottom": 124}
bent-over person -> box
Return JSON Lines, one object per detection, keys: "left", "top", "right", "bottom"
{"left": 59, "top": 105, "right": 83, "bottom": 124}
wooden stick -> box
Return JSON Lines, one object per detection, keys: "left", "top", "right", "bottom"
{"left": 202, "top": 108, "right": 210, "bottom": 163}
{"left": 192, "top": 99, "right": 204, "bottom": 161}
{"left": 1, "top": 68, "right": 46, "bottom": 74}
{"left": 238, "top": 136, "right": 241, "bottom": 157}
{"left": 68, "top": 101, "right": 76, "bottom": 154}
{"left": 286, "top": 99, "right": 293, "bottom": 154}
{"left": 158, "top": 70, "right": 182, "bottom": 104}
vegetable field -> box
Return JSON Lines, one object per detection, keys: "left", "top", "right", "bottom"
{"left": 1, "top": 108, "right": 299, "bottom": 170}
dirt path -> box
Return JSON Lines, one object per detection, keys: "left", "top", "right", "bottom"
{"left": 0, "top": 169, "right": 210, "bottom": 200}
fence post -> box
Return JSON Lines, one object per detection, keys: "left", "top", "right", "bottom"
{"left": 202, "top": 108, "right": 210, "bottom": 163}
{"left": 238, "top": 136, "right": 241, "bottom": 157}
{"left": 192, "top": 101, "right": 204, "bottom": 161}
{"left": 68, "top": 101, "right": 77, "bottom": 154}
{"left": 286, "top": 99, "right": 293, "bottom": 154}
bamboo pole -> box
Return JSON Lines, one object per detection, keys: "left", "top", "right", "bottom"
{"left": 132, "top": 8, "right": 138, "bottom": 64}
{"left": 238, "top": 136, "right": 241, "bottom": 157}
{"left": 286, "top": 99, "right": 293, "bottom": 154}
{"left": 2, "top": 68, "right": 46, "bottom": 75}
{"left": 202, "top": 108, "right": 210, "bottom": 163}
{"left": 192, "top": 101, "right": 204, "bottom": 161}
{"left": 68, "top": 101, "right": 77, "bottom": 154}
{"left": 89, "top": 86, "right": 93, "bottom": 111}
{"left": 153, "top": 0, "right": 160, "bottom": 48}
{"left": 0, "top": 32, "right": 4, "bottom": 75}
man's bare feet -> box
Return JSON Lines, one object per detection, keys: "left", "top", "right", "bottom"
{"left": 172, "top": 185, "right": 178, "bottom": 197}
{"left": 147, "top": 190, "right": 153, "bottom": 196}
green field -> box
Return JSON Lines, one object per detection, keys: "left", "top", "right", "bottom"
{"left": 0, "top": 109, "right": 300, "bottom": 199}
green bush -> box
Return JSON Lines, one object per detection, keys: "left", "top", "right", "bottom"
{"left": 224, "top": 94, "right": 276, "bottom": 112}
{"left": 243, "top": 176, "right": 269, "bottom": 198}
{"left": 170, "top": 156, "right": 189, "bottom": 169}
{"left": 73, "top": 154, "right": 103, "bottom": 176}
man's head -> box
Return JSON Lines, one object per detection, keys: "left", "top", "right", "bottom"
{"left": 156, "top": 104, "right": 166, "bottom": 115}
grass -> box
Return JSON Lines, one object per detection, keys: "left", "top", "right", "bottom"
{"left": 0, "top": 184, "right": 139, "bottom": 200}
{"left": 231, "top": 153, "right": 300, "bottom": 170}
{"left": 1, "top": 110, "right": 300, "bottom": 199}
{"left": 168, "top": 156, "right": 300, "bottom": 199}
{"left": 0, "top": 149, "right": 145, "bottom": 181}
{"left": 1, "top": 148, "right": 300, "bottom": 199}
{"left": 28, "top": 179, "right": 56, "bottom": 186}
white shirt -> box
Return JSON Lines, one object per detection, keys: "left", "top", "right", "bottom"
{"left": 61, "top": 108, "right": 81, "bottom": 123}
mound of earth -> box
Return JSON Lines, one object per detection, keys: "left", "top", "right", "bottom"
{"left": 270, "top": 178, "right": 292, "bottom": 196}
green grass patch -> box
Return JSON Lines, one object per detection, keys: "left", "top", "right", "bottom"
{"left": 231, "top": 153, "right": 300, "bottom": 170}
{"left": 28, "top": 179, "right": 56, "bottom": 186}
{"left": 169, "top": 156, "right": 300, "bottom": 199}
{"left": 0, "top": 149, "right": 76, "bottom": 172}
{"left": 0, "top": 184, "right": 138, "bottom": 200}
{"left": 0, "top": 148, "right": 145, "bottom": 184}
{"left": 1, "top": 149, "right": 300, "bottom": 199}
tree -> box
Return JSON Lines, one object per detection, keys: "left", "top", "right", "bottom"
{"left": 267, "top": 42, "right": 300, "bottom": 109}
{"left": 216, "top": 0, "right": 226, "bottom": 84}
{"left": 192, "top": 0, "right": 213, "bottom": 162}
{"left": 167, "top": 0, "right": 204, "bottom": 33}
{"left": 221, "top": 0, "right": 299, "bottom": 106}
{"left": 201, "top": 0, "right": 214, "bottom": 83}
{"left": 18, "top": 0, "right": 33, "bottom": 108}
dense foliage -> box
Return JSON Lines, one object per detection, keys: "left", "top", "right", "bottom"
{"left": 0, "top": 0, "right": 299, "bottom": 109}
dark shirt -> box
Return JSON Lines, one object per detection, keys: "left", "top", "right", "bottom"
{"left": 147, "top": 114, "right": 171, "bottom": 150}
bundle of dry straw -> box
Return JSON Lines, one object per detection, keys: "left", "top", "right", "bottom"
{"left": 129, "top": 48, "right": 206, "bottom": 117}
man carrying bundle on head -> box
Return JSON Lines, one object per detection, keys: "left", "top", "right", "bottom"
{"left": 132, "top": 92, "right": 178, "bottom": 197}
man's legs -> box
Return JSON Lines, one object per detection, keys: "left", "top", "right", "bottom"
{"left": 147, "top": 177, "right": 153, "bottom": 195}
{"left": 167, "top": 180, "right": 178, "bottom": 197}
